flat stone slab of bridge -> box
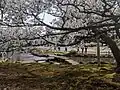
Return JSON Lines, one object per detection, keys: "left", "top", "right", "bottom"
{"left": 50, "top": 55, "right": 79, "bottom": 65}
{"left": 65, "top": 59, "right": 79, "bottom": 65}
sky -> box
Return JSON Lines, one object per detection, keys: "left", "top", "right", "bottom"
{"left": 41, "top": 13, "right": 56, "bottom": 25}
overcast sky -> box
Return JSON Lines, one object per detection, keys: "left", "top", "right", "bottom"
{"left": 42, "top": 13, "right": 56, "bottom": 25}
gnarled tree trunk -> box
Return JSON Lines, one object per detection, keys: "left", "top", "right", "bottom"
{"left": 101, "top": 34, "right": 120, "bottom": 72}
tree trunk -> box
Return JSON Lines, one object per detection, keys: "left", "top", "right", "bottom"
{"left": 115, "top": 26, "right": 120, "bottom": 39}
{"left": 96, "top": 38, "right": 100, "bottom": 67}
{"left": 101, "top": 34, "right": 120, "bottom": 70}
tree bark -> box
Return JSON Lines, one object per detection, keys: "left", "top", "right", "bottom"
{"left": 115, "top": 26, "right": 120, "bottom": 39}
{"left": 101, "top": 34, "right": 120, "bottom": 69}
{"left": 97, "top": 38, "right": 100, "bottom": 67}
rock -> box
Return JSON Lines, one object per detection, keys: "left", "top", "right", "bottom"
{"left": 88, "top": 61, "right": 98, "bottom": 64}
{"left": 53, "top": 62, "right": 60, "bottom": 65}
{"left": 79, "top": 61, "right": 84, "bottom": 64}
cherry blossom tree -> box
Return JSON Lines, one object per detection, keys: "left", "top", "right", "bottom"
{"left": 1, "top": 0, "right": 120, "bottom": 71}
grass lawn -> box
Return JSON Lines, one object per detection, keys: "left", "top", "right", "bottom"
{"left": 0, "top": 62, "right": 120, "bottom": 90}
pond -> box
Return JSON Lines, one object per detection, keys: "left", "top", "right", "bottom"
{"left": 1, "top": 51, "right": 115, "bottom": 64}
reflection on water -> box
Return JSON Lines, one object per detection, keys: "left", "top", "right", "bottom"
{"left": 69, "top": 57, "right": 114, "bottom": 64}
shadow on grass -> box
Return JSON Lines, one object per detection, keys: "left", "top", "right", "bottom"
{"left": 0, "top": 62, "right": 120, "bottom": 90}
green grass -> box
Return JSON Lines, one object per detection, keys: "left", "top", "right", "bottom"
{"left": 0, "top": 62, "right": 120, "bottom": 90}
